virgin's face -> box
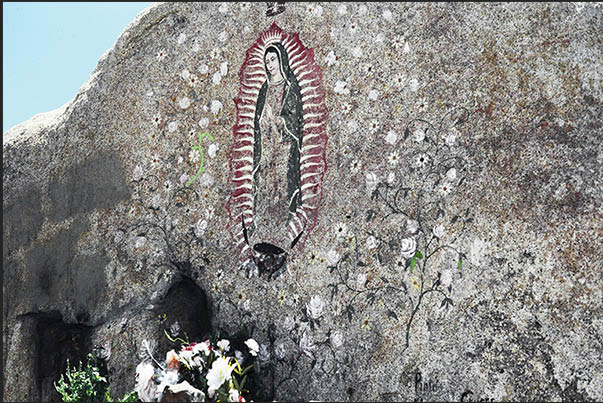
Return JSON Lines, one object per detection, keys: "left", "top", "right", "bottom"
{"left": 265, "top": 51, "right": 280, "bottom": 77}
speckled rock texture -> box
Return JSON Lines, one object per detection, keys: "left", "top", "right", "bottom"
{"left": 3, "top": 2, "right": 602, "bottom": 402}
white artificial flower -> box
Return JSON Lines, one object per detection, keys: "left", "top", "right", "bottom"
{"left": 179, "top": 97, "right": 191, "bottom": 109}
{"left": 368, "top": 89, "right": 379, "bottom": 101}
{"left": 433, "top": 223, "right": 445, "bottom": 239}
{"left": 135, "top": 362, "right": 156, "bottom": 403}
{"left": 414, "top": 128, "right": 426, "bottom": 143}
{"left": 220, "top": 61, "right": 228, "bottom": 76}
{"left": 217, "top": 339, "right": 230, "bottom": 352}
{"left": 198, "top": 64, "right": 209, "bottom": 75}
{"left": 156, "top": 369, "right": 179, "bottom": 400}
{"left": 168, "top": 121, "right": 178, "bottom": 133}
{"left": 194, "top": 219, "right": 208, "bottom": 238}
{"left": 168, "top": 381, "right": 205, "bottom": 402}
{"left": 189, "top": 149, "right": 200, "bottom": 163}
{"left": 400, "top": 237, "right": 417, "bottom": 259}
{"left": 330, "top": 331, "right": 344, "bottom": 349}
{"left": 181, "top": 69, "right": 191, "bottom": 80}
{"left": 334, "top": 80, "right": 349, "bottom": 95}
{"left": 177, "top": 33, "right": 187, "bottom": 45}
{"left": 212, "top": 71, "right": 222, "bottom": 85}
{"left": 366, "top": 235, "right": 377, "bottom": 250}
{"left": 366, "top": 172, "right": 378, "bottom": 193}
{"left": 193, "top": 341, "right": 210, "bottom": 356}
{"left": 385, "top": 130, "right": 398, "bottom": 145}
{"left": 198, "top": 117, "right": 209, "bottom": 128}
{"left": 229, "top": 388, "right": 241, "bottom": 403}
{"left": 206, "top": 356, "right": 233, "bottom": 396}
{"left": 210, "top": 100, "right": 223, "bottom": 115}
{"left": 208, "top": 143, "right": 219, "bottom": 158}
{"left": 133, "top": 165, "right": 144, "bottom": 181}
{"left": 388, "top": 151, "right": 400, "bottom": 166}
{"left": 326, "top": 249, "right": 340, "bottom": 266}
{"left": 441, "top": 269, "right": 453, "bottom": 288}
{"left": 357, "top": 273, "right": 367, "bottom": 288}
{"left": 306, "top": 295, "right": 325, "bottom": 319}
{"left": 446, "top": 167, "right": 457, "bottom": 181}
{"left": 245, "top": 338, "right": 260, "bottom": 356}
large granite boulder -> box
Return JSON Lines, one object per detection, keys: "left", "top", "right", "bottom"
{"left": 3, "top": 2, "right": 602, "bottom": 401}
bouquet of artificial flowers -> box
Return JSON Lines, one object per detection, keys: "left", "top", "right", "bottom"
{"left": 135, "top": 333, "right": 259, "bottom": 402}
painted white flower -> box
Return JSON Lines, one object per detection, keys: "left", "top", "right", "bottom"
{"left": 357, "top": 272, "right": 367, "bottom": 288}
{"left": 179, "top": 173, "right": 190, "bottom": 185}
{"left": 383, "top": 8, "right": 393, "bottom": 22}
{"left": 358, "top": 4, "right": 368, "bottom": 15}
{"left": 326, "top": 249, "right": 340, "bottom": 266}
{"left": 152, "top": 113, "right": 162, "bottom": 127}
{"left": 400, "top": 237, "right": 417, "bottom": 259}
{"left": 369, "top": 119, "right": 379, "bottom": 132}
{"left": 387, "top": 172, "right": 396, "bottom": 184}
{"left": 441, "top": 269, "right": 453, "bottom": 288}
{"left": 205, "top": 206, "right": 215, "bottom": 219}
{"left": 187, "top": 74, "right": 200, "bottom": 87}
{"left": 366, "top": 235, "right": 377, "bottom": 250}
{"left": 366, "top": 172, "right": 378, "bottom": 193}
{"left": 439, "top": 182, "right": 452, "bottom": 196}
{"left": 179, "top": 97, "right": 191, "bottom": 110}
{"left": 335, "top": 222, "right": 348, "bottom": 241}
{"left": 306, "top": 295, "right": 325, "bottom": 319}
{"left": 198, "top": 64, "right": 209, "bottom": 75}
{"left": 299, "top": 331, "right": 315, "bottom": 357}
{"left": 407, "top": 219, "right": 419, "bottom": 234}
{"left": 135, "top": 362, "right": 156, "bottom": 403}
{"left": 283, "top": 315, "right": 296, "bottom": 331}
{"left": 433, "top": 223, "right": 445, "bottom": 239}
{"left": 133, "top": 165, "right": 144, "bottom": 181}
{"left": 325, "top": 50, "right": 337, "bottom": 66}
{"left": 274, "top": 342, "right": 287, "bottom": 360}
{"left": 341, "top": 102, "right": 352, "bottom": 114}
{"left": 198, "top": 117, "right": 209, "bottom": 128}
{"left": 210, "top": 48, "right": 221, "bottom": 59}
{"left": 350, "top": 159, "right": 362, "bottom": 174}
{"left": 409, "top": 77, "right": 420, "bottom": 92}
{"left": 415, "top": 153, "right": 429, "bottom": 168}
{"left": 334, "top": 80, "right": 349, "bottom": 95}
{"left": 351, "top": 46, "right": 363, "bottom": 58}
{"left": 208, "top": 143, "right": 219, "bottom": 158}
{"left": 445, "top": 129, "right": 458, "bottom": 146}
{"left": 217, "top": 339, "right": 230, "bottom": 352}
{"left": 337, "top": 4, "right": 348, "bottom": 15}
{"left": 245, "top": 339, "right": 259, "bottom": 356}
{"left": 312, "top": 4, "right": 323, "bottom": 17}
{"left": 212, "top": 71, "right": 222, "bottom": 85}
{"left": 376, "top": 32, "right": 385, "bottom": 43}
{"left": 150, "top": 194, "right": 162, "bottom": 210}
{"left": 210, "top": 100, "right": 223, "bottom": 115}
{"left": 194, "top": 219, "right": 208, "bottom": 238}
{"left": 218, "top": 31, "right": 228, "bottom": 42}
{"left": 191, "top": 42, "right": 200, "bottom": 52}
{"left": 258, "top": 343, "right": 271, "bottom": 365}
{"left": 189, "top": 149, "right": 200, "bottom": 163}
{"left": 385, "top": 130, "right": 398, "bottom": 145}
{"left": 388, "top": 151, "right": 400, "bottom": 166}
{"left": 368, "top": 89, "right": 379, "bottom": 101}
{"left": 330, "top": 331, "right": 344, "bottom": 349}
{"left": 177, "top": 33, "right": 187, "bottom": 45}
{"left": 162, "top": 180, "right": 173, "bottom": 194}
{"left": 403, "top": 41, "right": 411, "bottom": 54}
{"left": 199, "top": 172, "right": 214, "bottom": 187}
{"left": 393, "top": 72, "right": 406, "bottom": 87}
{"left": 156, "top": 48, "right": 167, "bottom": 61}
{"left": 220, "top": 61, "right": 228, "bottom": 76}
{"left": 347, "top": 119, "right": 359, "bottom": 131}
{"left": 135, "top": 236, "right": 146, "bottom": 249}
{"left": 414, "top": 128, "right": 426, "bottom": 142}
{"left": 206, "top": 356, "right": 233, "bottom": 397}
{"left": 446, "top": 167, "right": 457, "bottom": 181}
{"left": 218, "top": 2, "right": 229, "bottom": 13}
{"left": 168, "top": 121, "right": 178, "bottom": 133}
{"left": 181, "top": 69, "right": 191, "bottom": 80}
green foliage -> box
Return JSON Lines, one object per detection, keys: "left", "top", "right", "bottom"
{"left": 54, "top": 352, "right": 138, "bottom": 403}
{"left": 54, "top": 354, "right": 107, "bottom": 402}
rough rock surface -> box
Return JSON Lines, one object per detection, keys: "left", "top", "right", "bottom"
{"left": 3, "top": 2, "right": 602, "bottom": 402}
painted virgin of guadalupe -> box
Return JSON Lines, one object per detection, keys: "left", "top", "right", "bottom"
{"left": 248, "top": 43, "right": 304, "bottom": 249}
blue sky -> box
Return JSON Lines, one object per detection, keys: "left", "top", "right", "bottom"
{"left": 3, "top": 2, "right": 152, "bottom": 133}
